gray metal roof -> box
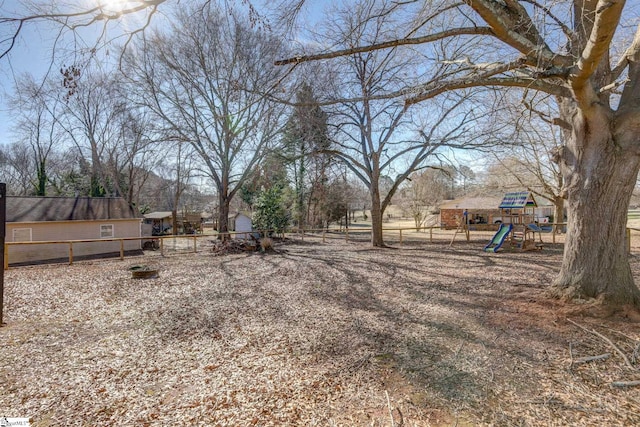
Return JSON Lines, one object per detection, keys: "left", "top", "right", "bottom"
{"left": 7, "top": 196, "right": 140, "bottom": 223}
{"left": 143, "top": 211, "right": 173, "bottom": 220}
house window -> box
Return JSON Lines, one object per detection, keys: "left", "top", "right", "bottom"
{"left": 13, "top": 228, "right": 32, "bottom": 242}
{"left": 100, "top": 224, "right": 114, "bottom": 238}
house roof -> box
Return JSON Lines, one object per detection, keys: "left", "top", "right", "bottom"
{"left": 499, "top": 191, "right": 537, "bottom": 209}
{"left": 7, "top": 196, "right": 140, "bottom": 223}
{"left": 143, "top": 211, "right": 173, "bottom": 220}
{"left": 439, "top": 197, "right": 502, "bottom": 210}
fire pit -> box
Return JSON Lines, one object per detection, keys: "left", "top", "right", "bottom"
{"left": 129, "top": 265, "right": 159, "bottom": 279}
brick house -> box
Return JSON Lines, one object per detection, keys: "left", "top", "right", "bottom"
{"left": 439, "top": 197, "right": 503, "bottom": 229}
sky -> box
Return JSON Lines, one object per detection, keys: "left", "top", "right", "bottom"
{"left": 0, "top": 0, "right": 165, "bottom": 145}
{"left": 0, "top": 0, "right": 486, "bottom": 178}
{"left": 0, "top": 6, "right": 55, "bottom": 144}
{"left": 0, "top": 0, "right": 492, "bottom": 184}
{"left": 0, "top": 0, "right": 327, "bottom": 147}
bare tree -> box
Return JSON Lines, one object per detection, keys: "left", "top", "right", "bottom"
{"left": 397, "top": 167, "right": 452, "bottom": 230}
{"left": 8, "top": 74, "right": 63, "bottom": 195}
{"left": 105, "top": 104, "right": 163, "bottom": 207}
{"left": 316, "top": 0, "right": 480, "bottom": 246}
{"left": 161, "top": 139, "right": 197, "bottom": 235}
{"left": 483, "top": 93, "right": 565, "bottom": 231}
{"left": 0, "top": 141, "right": 34, "bottom": 195}
{"left": 125, "top": 3, "right": 288, "bottom": 237}
{"left": 57, "top": 69, "right": 125, "bottom": 196}
{"left": 277, "top": 0, "right": 640, "bottom": 308}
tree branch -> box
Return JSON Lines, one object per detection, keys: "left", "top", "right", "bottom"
{"left": 0, "top": 0, "right": 167, "bottom": 59}
{"left": 519, "top": 0, "right": 576, "bottom": 44}
{"left": 275, "top": 27, "right": 495, "bottom": 65}
{"left": 570, "top": 0, "right": 625, "bottom": 93}
{"left": 463, "top": 0, "right": 572, "bottom": 68}
{"left": 406, "top": 62, "right": 572, "bottom": 105}
{"left": 618, "top": 24, "right": 640, "bottom": 109}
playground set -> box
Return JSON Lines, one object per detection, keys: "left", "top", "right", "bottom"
{"left": 483, "top": 191, "right": 546, "bottom": 252}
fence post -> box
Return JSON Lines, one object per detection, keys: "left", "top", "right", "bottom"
{"left": 160, "top": 237, "right": 164, "bottom": 256}
{"left": 120, "top": 240, "right": 124, "bottom": 260}
{"left": 0, "top": 183, "right": 5, "bottom": 326}
{"left": 346, "top": 228, "right": 349, "bottom": 242}
{"left": 69, "top": 242, "right": 74, "bottom": 265}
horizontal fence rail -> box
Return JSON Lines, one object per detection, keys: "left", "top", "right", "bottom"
{"left": 11, "top": 222, "right": 640, "bottom": 270}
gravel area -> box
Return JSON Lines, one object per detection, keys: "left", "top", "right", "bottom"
{"left": 1, "top": 238, "right": 639, "bottom": 426}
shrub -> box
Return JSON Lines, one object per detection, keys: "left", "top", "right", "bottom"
{"left": 252, "top": 186, "right": 290, "bottom": 236}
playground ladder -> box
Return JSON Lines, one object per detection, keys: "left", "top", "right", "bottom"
{"left": 510, "top": 225, "right": 527, "bottom": 249}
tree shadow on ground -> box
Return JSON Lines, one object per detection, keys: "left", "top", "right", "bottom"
{"left": 138, "top": 240, "right": 636, "bottom": 425}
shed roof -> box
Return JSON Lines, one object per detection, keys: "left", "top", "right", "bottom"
{"left": 499, "top": 191, "right": 537, "bottom": 209}
{"left": 7, "top": 196, "right": 139, "bottom": 223}
{"left": 439, "top": 197, "right": 502, "bottom": 210}
{"left": 143, "top": 211, "right": 173, "bottom": 220}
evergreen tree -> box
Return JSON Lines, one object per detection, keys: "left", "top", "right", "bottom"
{"left": 252, "top": 185, "right": 290, "bottom": 236}
{"left": 281, "top": 83, "right": 331, "bottom": 228}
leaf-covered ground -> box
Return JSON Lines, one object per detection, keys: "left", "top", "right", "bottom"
{"left": 1, "top": 238, "right": 639, "bottom": 426}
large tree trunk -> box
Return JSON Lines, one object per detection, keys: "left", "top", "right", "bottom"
{"left": 172, "top": 209, "right": 178, "bottom": 236}
{"left": 217, "top": 192, "right": 230, "bottom": 241}
{"left": 36, "top": 160, "right": 46, "bottom": 196}
{"left": 552, "top": 110, "right": 640, "bottom": 307}
{"left": 553, "top": 196, "right": 564, "bottom": 234}
{"left": 90, "top": 141, "right": 105, "bottom": 197}
{"left": 370, "top": 185, "right": 385, "bottom": 247}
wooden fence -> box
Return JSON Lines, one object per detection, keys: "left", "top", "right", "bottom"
{"left": 6, "top": 223, "right": 640, "bottom": 269}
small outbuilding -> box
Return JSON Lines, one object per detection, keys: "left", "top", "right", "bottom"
{"left": 229, "top": 212, "right": 253, "bottom": 239}
{"left": 143, "top": 211, "right": 173, "bottom": 235}
{"left": 6, "top": 196, "right": 142, "bottom": 265}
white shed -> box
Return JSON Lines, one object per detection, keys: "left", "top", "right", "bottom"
{"left": 229, "top": 212, "right": 253, "bottom": 239}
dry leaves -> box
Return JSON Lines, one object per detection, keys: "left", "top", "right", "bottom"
{"left": 1, "top": 236, "right": 639, "bottom": 426}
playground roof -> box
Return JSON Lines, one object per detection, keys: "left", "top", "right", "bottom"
{"left": 499, "top": 191, "right": 537, "bottom": 209}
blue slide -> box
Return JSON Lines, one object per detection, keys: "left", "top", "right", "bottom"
{"left": 484, "top": 223, "right": 513, "bottom": 252}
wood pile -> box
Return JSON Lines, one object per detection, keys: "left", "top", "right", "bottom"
{"left": 211, "top": 239, "right": 257, "bottom": 255}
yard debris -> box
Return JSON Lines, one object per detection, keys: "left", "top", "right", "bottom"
{"left": 572, "top": 353, "right": 611, "bottom": 366}
{"left": 210, "top": 238, "right": 257, "bottom": 255}
{"left": 567, "top": 318, "right": 637, "bottom": 370}
{"left": 611, "top": 380, "right": 640, "bottom": 388}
